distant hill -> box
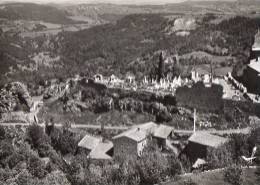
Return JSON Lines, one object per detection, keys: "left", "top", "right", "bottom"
{"left": 0, "top": 3, "right": 76, "bottom": 24}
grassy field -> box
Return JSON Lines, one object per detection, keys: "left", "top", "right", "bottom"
{"left": 164, "top": 167, "right": 258, "bottom": 185}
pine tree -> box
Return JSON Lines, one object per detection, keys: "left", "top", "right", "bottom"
{"left": 157, "top": 51, "right": 165, "bottom": 83}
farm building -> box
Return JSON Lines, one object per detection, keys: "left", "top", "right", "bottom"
{"left": 113, "top": 122, "right": 175, "bottom": 157}
{"left": 113, "top": 122, "right": 157, "bottom": 157}
{"left": 78, "top": 122, "right": 175, "bottom": 160}
{"left": 182, "top": 132, "right": 228, "bottom": 164}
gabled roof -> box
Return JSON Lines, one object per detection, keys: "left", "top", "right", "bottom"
{"left": 132, "top": 122, "right": 158, "bottom": 133}
{"left": 113, "top": 128, "right": 147, "bottom": 142}
{"left": 154, "top": 125, "right": 173, "bottom": 139}
{"left": 89, "top": 141, "right": 113, "bottom": 160}
{"left": 113, "top": 122, "right": 157, "bottom": 142}
{"left": 188, "top": 132, "right": 228, "bottom": 148}
{"left": 78, "top": 135, "right": 101, "bottom": 150}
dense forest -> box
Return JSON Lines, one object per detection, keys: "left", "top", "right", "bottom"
{"left": 0, "top": 14, "right": 259, "bottom": 85}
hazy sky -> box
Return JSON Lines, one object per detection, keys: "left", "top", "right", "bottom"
{"left": 0, "top": 0, "right": 237, "bottom": 5}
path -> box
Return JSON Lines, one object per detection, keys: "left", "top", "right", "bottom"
{"left": 0, "top": 121, "right": 251, "bottom": 135}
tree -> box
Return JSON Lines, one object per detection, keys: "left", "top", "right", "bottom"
{"left": 49, "top": 127, "right": 77, "bottom": 155}
{"left": 157, "top": 51, "right": 165, "bottom": 82}
{"left": 26, "top": 124, "right": 51, "bottom": 157}
{"left": 0, "top": 140, "right": 14, "bottom": 167}
{"left": 27, "top": 155, "right": 47, "bottom": 179}
{"left": 224, "top": 165, "right": 243, "bottom": 185}
{"left": 0, "top": 126, "right": 5, "bottom": 140}
{"left": 136, "top": 144, "right": 171, "bottom": 184}
{"left": 207, "top": 144, "right": 233, "bottom": 169}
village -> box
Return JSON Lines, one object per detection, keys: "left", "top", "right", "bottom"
{"left": 1, "top": 30, "right": 257, "bottom": 174}
{"left": 0, "top": 2, "right": 260, "bottom": 184}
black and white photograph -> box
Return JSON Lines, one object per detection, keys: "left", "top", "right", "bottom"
{"left": 0, "top": 0, "right": 260, "bottom": 184}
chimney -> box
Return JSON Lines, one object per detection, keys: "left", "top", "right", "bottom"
{"left": 193, "top": 108, "right": 196, "bottom": 133}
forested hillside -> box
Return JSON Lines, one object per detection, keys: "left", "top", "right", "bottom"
{"left": 0, "top": 4, "right": 259, "bottom": 86}
{"left": 0, "top": 3, "right": 76, "bottom": 24}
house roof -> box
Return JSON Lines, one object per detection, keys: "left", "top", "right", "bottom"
{"left": 154, "top": 125, "right": 173, "bottom": 139}
{"left": 89, "top": 141, "right": 113, "bottom": 160}
{"left": 113, "top": 128, "right": 147, "bottom": 142}
{"left": 113, "top": 122, "right": 157, "bottom": 142}
{"left": 132, "top": 122, "right": 158, "bottom": 132}
{"left": 248, "top": 61, "right": 260, "bottom": 73}
{"left": 78, "top": 134, "right": 101, "bottom": 150}
{"left": 188, "top": 132, "right": 228, "bottom": 148}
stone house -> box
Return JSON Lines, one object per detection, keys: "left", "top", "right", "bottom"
{"left": 153, "top": 124, "right": 174, "bottom": 149}
{"left": 113, "top": 122, "right": 157, "bottom": 157}
{"left": 113, "top": 122, "right": 175, "bottom": 157}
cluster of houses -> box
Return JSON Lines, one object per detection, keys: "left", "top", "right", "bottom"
{"left": 77, "top": 122, "right": 175, "bottom": 160}
{"left": 77, "top": 121, "right": 228, "bottom": 170}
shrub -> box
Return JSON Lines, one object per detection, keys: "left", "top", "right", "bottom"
{"left": 27, "top": 155, "right": 47, "bottom": 179}
{"left": 207, "top": 144, "right": 233, "bottom": 169}
{"left": 26, "top": 124, "right": 51, "bottom": 157}
{"left": 224, "top": 165, "right": 243, "bottom": 185}
{"left": 0, "top": 126, "right": 5, "bottom": 140}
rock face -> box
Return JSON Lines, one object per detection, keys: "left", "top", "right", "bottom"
{"left": 0, "top": 82, "right": 33, "bottom": 113}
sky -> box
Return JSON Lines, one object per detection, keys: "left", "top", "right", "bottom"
{"left": 0, "top": 0, "right": 237, "bottom": 5}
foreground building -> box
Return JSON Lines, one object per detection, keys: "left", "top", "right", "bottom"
{"left": 113, "top": 122, "right": 174, "bottom": 157}
{"left": 182, "top": 132, "right": 228, "bottom": 164}
{"left": 78, "top": 122, "right": 175, "bottom": 159}
{"left": 113, "top": 122, "right": 157, "bottom": 157}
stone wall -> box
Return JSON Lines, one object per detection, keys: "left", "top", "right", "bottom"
{"left": 113, "top": 136, "right": 138, "bottom": 157}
